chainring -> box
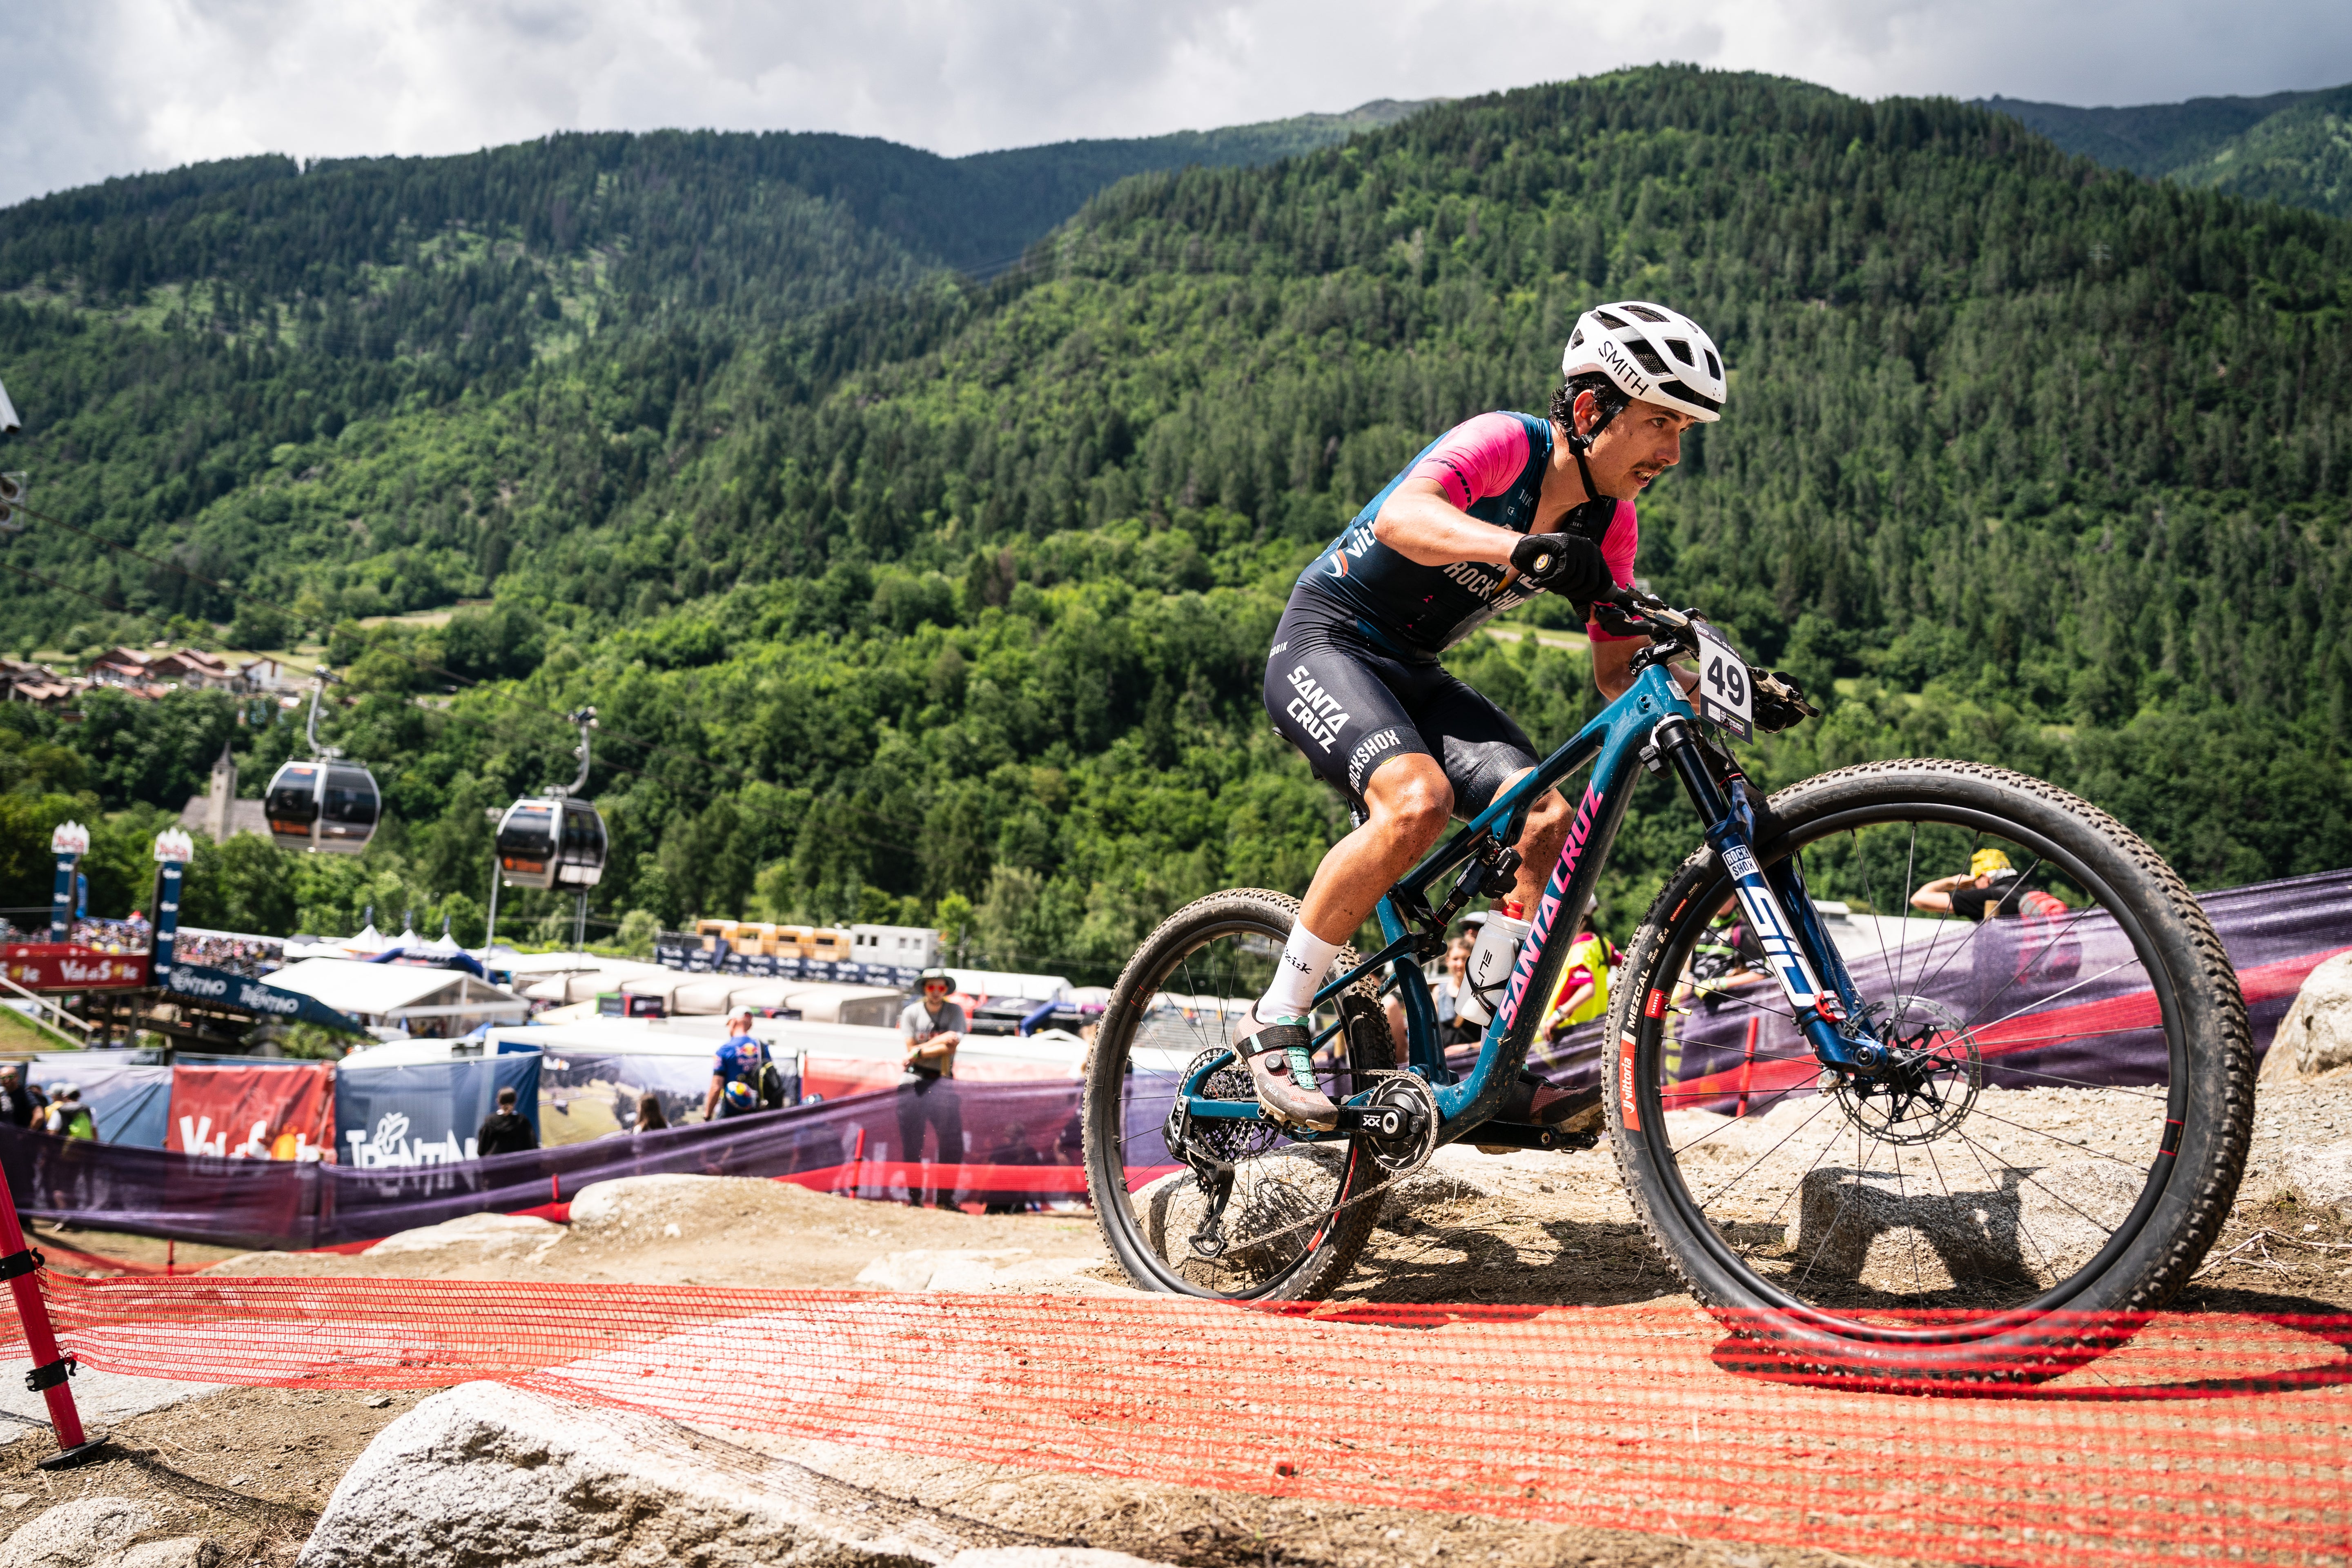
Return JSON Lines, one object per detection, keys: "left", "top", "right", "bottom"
{"left": 1362, "top": 1071, "right": 1439, "bottom": 1173}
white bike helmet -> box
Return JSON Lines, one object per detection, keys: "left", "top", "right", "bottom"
{"left": 1561, "top": 301, "right": 1727, "bottom": 430}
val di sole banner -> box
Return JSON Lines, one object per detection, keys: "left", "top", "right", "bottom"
{"left": 165, "top": 1063, "right": 334, "bottom": 1160}
{"left": 0, "top": 944, "right": 147, "bottom": 990}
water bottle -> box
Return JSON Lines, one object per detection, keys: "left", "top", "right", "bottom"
{"left": 1457, "top": 900, "right": 1532, "bottom": 1027}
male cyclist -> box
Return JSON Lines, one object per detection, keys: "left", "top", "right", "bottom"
{"left": 1240, "top": 301, "right": 1795, "bottom": 1128}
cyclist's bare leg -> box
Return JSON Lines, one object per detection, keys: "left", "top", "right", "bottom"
{"left": 1296, "top": 755, "right": 1455, "bottom": 947}
{"left": 1497, "top": 768, "right": 1573, "bottom": 912}
{"left": 1237, "top": 756, "right": 1453, "bottom": 1126}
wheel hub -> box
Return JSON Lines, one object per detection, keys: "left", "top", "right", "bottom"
{"left": 1165, "top": 1047, "right": 1280, "bottom": 1179}
{"left": 1826, "top": 995, "right": 1982, "bottom": 1145}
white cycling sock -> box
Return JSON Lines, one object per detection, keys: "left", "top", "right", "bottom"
{"left": 1257, "top": 922, "right": 1344, "bottom": 1023}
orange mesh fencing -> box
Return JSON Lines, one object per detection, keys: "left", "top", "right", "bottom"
{"left": 15, "top": 1274, "right": 2349, "bottom": 1567}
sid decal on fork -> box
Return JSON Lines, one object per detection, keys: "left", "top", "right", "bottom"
{"left": 1719, "top": 839, "right": 1830, "bottom": 1014}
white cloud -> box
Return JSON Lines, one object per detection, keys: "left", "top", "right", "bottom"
{"left": 4, "top": 0, "right": 2348, "bottom": 205}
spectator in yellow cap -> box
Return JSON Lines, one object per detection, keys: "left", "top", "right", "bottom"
{"left": 1911, "top": 847, "right": 2022, "bottom": 921}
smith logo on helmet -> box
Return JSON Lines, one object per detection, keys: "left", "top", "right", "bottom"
{"left": 1595, "top": 339, "right": 1651, "bottom": 400}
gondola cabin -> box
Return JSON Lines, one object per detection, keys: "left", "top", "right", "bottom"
{"left": 495, "top": 797, "right": 607, "bottom": 891}
{"left": 262, "top": 760, "right": 381, "bottom": 855}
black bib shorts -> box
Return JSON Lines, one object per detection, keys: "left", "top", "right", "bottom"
{"left": 1264, "top": 586, "right": 1538, "bottom": 817}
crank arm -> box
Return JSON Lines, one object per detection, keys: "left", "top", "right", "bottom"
{"left": 1333, "top": 1101, "right": 1420, "bottom": 1140}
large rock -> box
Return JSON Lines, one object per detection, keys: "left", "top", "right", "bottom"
{"left": 1793, "top": 1158, "right": 2146, "bottom": 1290}
{"left": 0, "top": 1368, "right": 223, "bottom": 1440}
{"left": 2285, "top": 1140, "right": 2352, "bottom": 1221}
{"left": 0, "top": 1499, "right": 149, "bottom": 1568}
{"left": 365, "top": 1212, "right": 564, "bottom": 1260}
{"left": 297, "top": 1380, "right": 1171, "bottom": 1568}
{"left": 0, "top": 1498, "right": 215, "bottom": 1568}
{"left": 2261, "top": 951, "right": 2352, "bottom": 1081}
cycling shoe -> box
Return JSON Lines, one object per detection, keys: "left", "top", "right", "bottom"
{"left": 1230, "top": 1008, "right": 1339, "bottom": 1130}
{"left": 1503, "top": 1071, "right": 1603, "bottom": 1131}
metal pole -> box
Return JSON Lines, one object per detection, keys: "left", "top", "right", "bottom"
{"left": 0, "top": 1156, "right": 105, "bottom": 1467}
{"left": 483, "top": 851, "right": 501, "bottom": 953}
{"left": 573, "top": 891, "right": 587, "bottom": 951}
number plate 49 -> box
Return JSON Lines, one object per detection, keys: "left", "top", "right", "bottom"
{"left": 1693, "top": 621, "right": 1753, "bottom": 742}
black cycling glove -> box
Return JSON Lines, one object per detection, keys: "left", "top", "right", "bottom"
{"left": 1752, "top": 670, "right": 1821, "bottom": 733}
{"left": 1509, "top": 532, "right": 1612, "bottom": 602}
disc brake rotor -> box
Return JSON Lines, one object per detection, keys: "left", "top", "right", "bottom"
{"left": 1831, "top": 994, "right": 1982, "bottom": 1145}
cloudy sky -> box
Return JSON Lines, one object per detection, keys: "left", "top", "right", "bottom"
{"left": 7, "top": 0, "right": 2351, "bottom": 207}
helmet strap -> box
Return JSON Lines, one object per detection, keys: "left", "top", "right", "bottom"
{"left": 1565, "top": 392, "right": 1618, "bottom": 503}
{"left": 1569, "top": 434, "right": 1603, "bottom": 507}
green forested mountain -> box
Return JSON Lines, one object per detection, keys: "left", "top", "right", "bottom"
{"left": 1, "top": 67, "right": 2348, "bottom": 980}
{"left": 1986, "top": 85, "right": 2352, "bottom": 215}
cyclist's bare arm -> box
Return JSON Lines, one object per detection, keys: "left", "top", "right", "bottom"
{"left": 1371, "top": 476, "right": 1529, "bottom": 565}
{"left": 1592, "top": 623, "right": 1701, "bottom": 702}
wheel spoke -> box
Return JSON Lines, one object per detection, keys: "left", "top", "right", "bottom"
{"left": 1623, "top": 785, "right": 2223, "bottom": 1331}
{"left": 1947, "top": 890, "right": 2103, "bottom": 1031}
{"left": 1959, "top": 1102, "right": 2145, "bottom": 1169}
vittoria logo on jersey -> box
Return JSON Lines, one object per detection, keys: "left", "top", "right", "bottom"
{"left": 1285, "top": 665, "right": 1352, "bottom": 753}
{"left": 1323, "top": 525, "right": 1378, "bottom": 579}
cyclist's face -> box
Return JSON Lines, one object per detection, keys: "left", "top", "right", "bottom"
{"left": 1582, "top": 394, "right": 1696, "bottom": 498}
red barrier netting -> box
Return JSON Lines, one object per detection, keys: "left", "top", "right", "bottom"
{"left": 13, "top": 1275, "right": 2349, "bottom": 1567}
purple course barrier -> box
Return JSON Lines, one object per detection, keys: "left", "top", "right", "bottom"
{"left": 1509, "top": 866, "right": 2352, "bottom": 1105}
{"left": 1, "top": 1080, "right": 1084, "bottom": 1251}
{"left": 13, "top": 869, "right": 2352, "bottom": 1250}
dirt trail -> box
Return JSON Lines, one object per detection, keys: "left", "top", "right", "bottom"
{"left": 18, "top": 1079, "right": 2352, "bottom": 1567}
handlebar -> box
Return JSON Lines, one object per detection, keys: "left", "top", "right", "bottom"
{"left": 1589, "top": 589, "right": 1817, "bottom": 725}
{"left": 1588, "top": 587, "right": 1695, "bottom": 646}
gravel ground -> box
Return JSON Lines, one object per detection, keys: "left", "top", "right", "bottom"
{"left": 14, "top": 1076, "right": 2348, "bottom": 1568}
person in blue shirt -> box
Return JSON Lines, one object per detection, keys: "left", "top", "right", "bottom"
{"left": 701, "top": 1008, "right": 770, "bottom": 1121}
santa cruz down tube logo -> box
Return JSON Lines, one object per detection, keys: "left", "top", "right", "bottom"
{"left": 1499, "top": 785, "right": 1603, "bottom": 1032}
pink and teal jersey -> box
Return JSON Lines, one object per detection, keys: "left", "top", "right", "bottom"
{"left": 1298, "top": 410, "right": 1639, "bottom": 658}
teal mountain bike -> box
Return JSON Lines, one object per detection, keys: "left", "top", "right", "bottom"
{"left": 1082, "top": 590, "right": 2253, "bottom": 1380}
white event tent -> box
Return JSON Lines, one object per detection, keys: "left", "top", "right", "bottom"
{"left": 265, "top": 957, "right": 529, "bottom": 1038}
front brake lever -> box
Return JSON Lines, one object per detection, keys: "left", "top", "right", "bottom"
{"left": 1588, "top": 596, "right": 1656, "bottom": 639}
{"left": 1753, "top": 669, "right": 1823, "bottom": 721}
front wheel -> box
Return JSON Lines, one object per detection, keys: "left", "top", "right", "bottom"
{"left": 1608, "top": 760, "right": 2252, "bottom": 1381}
{"left": 1082, "top": 889, "right": 1393, "bottom": 1301}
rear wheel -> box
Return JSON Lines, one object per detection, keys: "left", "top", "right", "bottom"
{"left": 1608, "top": 760, "right": 2252, "bottom": 1381}
{"left": 1082, "top": 889, "right": 1393, "bottom": 1301}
